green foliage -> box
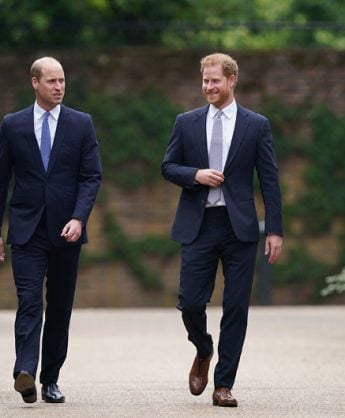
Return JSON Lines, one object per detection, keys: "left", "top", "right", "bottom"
{"left": 259, "top": 97, "right": 345, "bottom": 296}
{"left": 0, "top": 0, "right": 190, "bottom": 47}
{"left": 320, "top": 267, "right": 345, "bottom": 296}
{"left": 261, "top": 97, "right": 307, "bottom": 158}
{"left": 296, "top": 106, "right": 345, "bottom": 233}
{"left": 79, "top": 225, "right": 179, "bottom": 290}
{"left": 103, "top": 212, "right": 164, "bottom": 290}
{"left": 273, "top": 247, "right": 330, "bottom": 284}
{"left": 0, "top": 0, "right": 93, "bottom": 47}
{"left": 101, "top": 0, "right": 189, "bottom": 45}
{"left": 74, "top": 87, "right": 182, "bottom": 288}
{"left": 67, "top": 88, "right": 182, "bottom": 189}
{"left": 133, "top": 235, "right": 179, "bottom": 257}
{"left": 1, "top": 0, "right": 345, "bottom": 49}
{"left": 262, "top": 98, "right": 345, "bottom": 235}
{"left": 339, "top": 233, "right": 345, "bottom": 267}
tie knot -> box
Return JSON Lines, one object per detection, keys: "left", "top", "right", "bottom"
{"left": 215, "top": 110, "right": 223, "bottom": 119}
{"left": 44, "top": 111, "right": 50, "bottom": 120}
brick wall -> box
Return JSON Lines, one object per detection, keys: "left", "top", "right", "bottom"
{"left": 1, "top": 48, "right": 344, "bottom": 307}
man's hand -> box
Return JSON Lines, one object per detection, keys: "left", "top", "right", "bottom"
{"left": 60, "top": 219, "right": 83, "bottom": 243}
{"left": 265, "top": 234, "right": 283, "bottom": 264}
{"left": 195, "top": 169, "right": 224, "bottom": 187}
{"left": 0, "top": 236, "right": 5, "bottom": 263}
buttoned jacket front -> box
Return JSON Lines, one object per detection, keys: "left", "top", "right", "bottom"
{"left": 161, "top": 104, "right": 282, "bottom": 244}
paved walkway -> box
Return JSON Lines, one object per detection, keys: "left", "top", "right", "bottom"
{"left": 0, "top": 306, "right": 344, "bottom": 417}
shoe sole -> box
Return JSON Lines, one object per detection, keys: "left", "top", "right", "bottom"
{"left": 14, "top": 372, "right": 37, "bottom": 404}
{"left": 213, "top": 398, "right": 238, "bottom": 407}
{"left": 42, "top": 395, "right": 65, "bottom": 403}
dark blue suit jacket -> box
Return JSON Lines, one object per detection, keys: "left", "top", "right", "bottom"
{"left": 0, "top": 104, "right": 102, "bottom": 246}
{"left": 161, "top": 104, "right": 282, "bottom": 244}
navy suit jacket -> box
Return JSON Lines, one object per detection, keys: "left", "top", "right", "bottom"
{"left": 0, "top": 104, "right": 102, "bottom": 246}
{"left": 161, "top": 104, "right": 282, "bottom": 244}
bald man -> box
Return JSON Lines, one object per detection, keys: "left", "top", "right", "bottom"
{"left": 0, "top": 57, "right": 102, "bottom": 404}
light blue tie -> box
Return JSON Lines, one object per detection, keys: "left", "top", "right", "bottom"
{"left": 41, "top": 112, "right": 51, "bottom": 171}
{"left": 208, "top": 110, "right": 223, "bottom": 204}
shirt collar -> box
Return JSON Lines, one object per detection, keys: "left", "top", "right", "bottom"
{"left": 34, "top": 102, "right": 61, "bottom": 121}
{"left": 209, "top": 100, "right": 237, "bottom": 119}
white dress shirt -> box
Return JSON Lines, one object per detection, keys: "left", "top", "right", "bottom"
{"left": 206, "top": 100, "right": 237, "bottom": 206}
{"left": 34, "top": 102, "right": 60, "bottom": 148}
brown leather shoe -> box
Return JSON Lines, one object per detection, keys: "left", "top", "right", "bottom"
{"left": 212, "top": 387, "right": 238, "bottom": 407}
{"left": 189, "top": 351, "right": 213, "bottom": 396}
{"left": 14, "top": 371, "right": 37, "bottom": 403}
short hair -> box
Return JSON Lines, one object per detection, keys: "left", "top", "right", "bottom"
{"left": 30, "top": 57, "right": 62, "bottom": 80}
{"left": 200, "top": 53, "right": 239, "bottom": 81}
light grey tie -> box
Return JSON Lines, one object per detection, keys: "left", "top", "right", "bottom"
{"left": 40, "top": 111, "right": 51, "bottom": 171}
{"left": 208, "top": 110, "right": 223, "bottom": 204}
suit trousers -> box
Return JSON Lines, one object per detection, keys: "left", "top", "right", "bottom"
{"left": 11, "top": 213, "right": 81, "bottom": 384}
{"left": 178, "top": 206, "right": 258, "bottom": 389}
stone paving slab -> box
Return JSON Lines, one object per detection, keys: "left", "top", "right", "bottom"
{"left": 1, "top": 306, "right": 344, "bottom": 417}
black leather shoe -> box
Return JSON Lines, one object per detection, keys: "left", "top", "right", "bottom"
{"left": 14, "top": 371, "right": 37, "bottom": 403}
{"left": 41, "top": 383, "right": 65, "bottom": 403}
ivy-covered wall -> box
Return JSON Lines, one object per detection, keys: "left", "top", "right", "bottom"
{"left": 0, "top": 48, "right": 344, "bottom": 307}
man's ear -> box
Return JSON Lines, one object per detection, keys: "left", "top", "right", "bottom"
{"left": 31, "top": 77, "right": 39, "bottom": 90}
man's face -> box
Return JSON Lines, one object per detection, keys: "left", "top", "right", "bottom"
{"left": 202, "top": 64, "right": 236, "bottom": 108}
{"left": 32, "top": 64, "right": 65, "bottom": 110}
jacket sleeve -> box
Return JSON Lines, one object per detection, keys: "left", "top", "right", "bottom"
{"left": 161, "top": 115, "right": 201, "bottom": 191}
{"left": 255, "top": 117, "right": 283, "bottom": 236}
{"left": 0, "top": 118, "right": 13, "bottom": 237}
{"left": 71, "top": 115, "right": 102, "bottom": 226}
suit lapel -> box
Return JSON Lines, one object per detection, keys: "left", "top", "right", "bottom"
{"left": 192, "top": 105, "right": 209, "bottom": 168}
{"left": 47, "top": 105, "right": 69, "bottom": 173}
{"left": 224, "top": 105, "right": 249, "bottom": 169}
